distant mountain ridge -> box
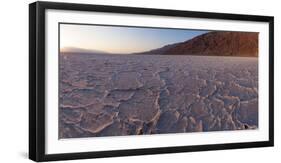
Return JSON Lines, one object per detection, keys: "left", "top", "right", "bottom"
{"left": 134, "top": 31, "right": 258, "bottom": 57}
{"left": 134, "top": 42, "right": 181, "bottom": 55}
{"left": 60, "top": 47, "right": 109, "bottom": 54}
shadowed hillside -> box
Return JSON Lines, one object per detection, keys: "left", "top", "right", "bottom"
{"left": 135, "top": 31, "right": 258, "bottom": 57}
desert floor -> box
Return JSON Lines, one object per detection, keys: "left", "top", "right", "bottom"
{"left": 59, "top": 53, "right": 258, "bottom": 138}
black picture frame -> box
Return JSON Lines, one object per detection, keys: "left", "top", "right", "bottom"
{"left": 29, "top": 1, "right": 274, "bottom": 162}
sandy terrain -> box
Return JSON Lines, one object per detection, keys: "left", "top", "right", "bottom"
{"left": 59, "top": 53, "right": 258, "bottom": 138}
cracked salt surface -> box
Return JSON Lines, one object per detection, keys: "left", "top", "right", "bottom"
{"left": 59, "top": 53, "right": 258, "bottom": 138}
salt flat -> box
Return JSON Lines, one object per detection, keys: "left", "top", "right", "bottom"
{"left": 59, "top": 53, "right": 258, "bottom": 138}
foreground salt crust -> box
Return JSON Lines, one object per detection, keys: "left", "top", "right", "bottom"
{"left": 59, "top": 53, "right": 258, "bottom": 138}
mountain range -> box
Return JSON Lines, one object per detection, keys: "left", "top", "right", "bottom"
{"left": 61, "top": 31, "right": 258, "bottom": 57}
{"left": 134, "top": 31, "right": 258, "bottom": 57}
{"left": 60, "top": 47, "right": 109, "bottom": 54}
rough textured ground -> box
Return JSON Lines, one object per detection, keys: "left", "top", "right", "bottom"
{"left": 59, "top": 53, "right": 258, "bottom": 139}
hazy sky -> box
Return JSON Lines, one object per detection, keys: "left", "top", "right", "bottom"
{"left": 60, "top": 24, "right": 208, "bottom": 54}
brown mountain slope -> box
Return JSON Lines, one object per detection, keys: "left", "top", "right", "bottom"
{"left": 137, "top": 31, "right": 258, "bottom": 57}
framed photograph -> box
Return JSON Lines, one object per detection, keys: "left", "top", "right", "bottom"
{"left": 29, "top": 1, "right": 274, "bottom": 162}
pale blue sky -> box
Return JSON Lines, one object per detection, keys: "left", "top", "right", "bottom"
{"left": 60, "top": 24, "right": 209, "bottom": 54}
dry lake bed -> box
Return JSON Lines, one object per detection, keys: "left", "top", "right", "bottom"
{"left": 59, "top": 53, "right": 258, "bottom": 138}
